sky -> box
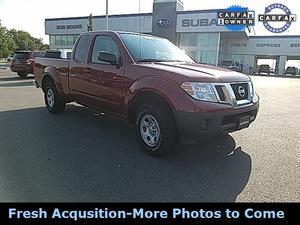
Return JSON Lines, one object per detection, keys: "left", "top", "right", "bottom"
{"left": 0, "top": 0, "right": 299, "bottom": 44}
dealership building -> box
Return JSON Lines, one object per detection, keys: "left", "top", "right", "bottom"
{"left": 44, "top": 0, "right": 300, "bottom": 75}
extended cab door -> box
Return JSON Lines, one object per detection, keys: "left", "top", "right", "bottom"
{"left": 69, "top": 35, "right": 93, "bottom": 104}
{"left": 86, "top": 35, "right": 126, "bottom": 115}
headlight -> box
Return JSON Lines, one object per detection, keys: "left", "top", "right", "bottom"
{"left": 249, "top": 81, "right": 254, "bottom": 97}
{"left": 181, "top": 82, "right": 218, "bottom": 102}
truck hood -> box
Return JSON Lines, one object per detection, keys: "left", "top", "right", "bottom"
{"left": 139, "top": 62, "right": 251, "bottom": 84}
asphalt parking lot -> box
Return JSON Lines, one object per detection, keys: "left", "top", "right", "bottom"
{"left": 0, "top": 69, "right": 299, "bottom": 202}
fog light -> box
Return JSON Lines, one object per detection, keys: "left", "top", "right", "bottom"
{"left": 199, "top": 120, "right": 208, "bottom": 130}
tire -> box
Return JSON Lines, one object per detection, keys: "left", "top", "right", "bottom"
{"left": 44, "top": 81, "right": 65, "bottom": 114}
{"left": 135, "top": 103, "right": 177, "bottom": 156}
{"left": 17, "top": 72, "right": 28, "bottom": 78}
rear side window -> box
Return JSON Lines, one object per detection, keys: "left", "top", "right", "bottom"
{"left": 74, "top": 35, "right": 89, "bottom": 63}
{"left": 14, "top": 52, "right": 29, "bottom": 59}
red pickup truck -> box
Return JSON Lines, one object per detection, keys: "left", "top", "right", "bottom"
{"left": 34, "top": 31, "right": 259, "bottom": 156}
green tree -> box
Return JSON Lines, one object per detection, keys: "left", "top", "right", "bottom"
{"left": 0, "top": 26, "right": 16, "bottom": 58}
{"left": 0, "top": 24, "right": 48, "bottom": 58}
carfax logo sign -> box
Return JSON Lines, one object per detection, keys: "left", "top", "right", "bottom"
{"left": 258, "top": 3, "right": 296, "bottom": 33}
{"left": 217, "top": 5, "right": 255, "bottom": 31}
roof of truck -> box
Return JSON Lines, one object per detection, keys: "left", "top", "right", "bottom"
{"left": 81, "top": 30, "right": 156, "bottom": 37}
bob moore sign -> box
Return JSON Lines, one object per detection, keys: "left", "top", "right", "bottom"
{"left": 56, "top": 24, "right": 83, "bottom": 30}
{"left": 45, "top": 19, "right": 86, "bottom": 34}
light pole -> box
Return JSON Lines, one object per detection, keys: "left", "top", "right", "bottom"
{"left": 106, "top": 0, "right": 109, "bottom": 30}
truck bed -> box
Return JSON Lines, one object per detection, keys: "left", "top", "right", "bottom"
{"left": 34, "top": 57, "right": 70, "bottom": 94}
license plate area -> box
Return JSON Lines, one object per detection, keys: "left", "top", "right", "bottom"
{"left": 238, "top": 115, "right": 250, "bottom": 129}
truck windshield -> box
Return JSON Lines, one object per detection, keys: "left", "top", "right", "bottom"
{"left": 119, "top": 33, "right": 194, "bottom": 63}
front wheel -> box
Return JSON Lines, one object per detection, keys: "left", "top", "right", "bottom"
{"left": 135, "top": 103, "right": 177, "bottom": 156}
{"left": 44, "top": 81, "right": 65, "bottom": 114}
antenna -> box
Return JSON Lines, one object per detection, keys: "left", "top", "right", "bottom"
{"left": 139, "top": 0, "right": 142, "bottom": 60}
{"left": 139, "top": 0, "right": 141, "bottom": 33}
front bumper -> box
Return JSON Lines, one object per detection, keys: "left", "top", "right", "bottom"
{"left": 175, "top": 100, "right": 259, "bottom": 143}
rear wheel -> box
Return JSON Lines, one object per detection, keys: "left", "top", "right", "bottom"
{"left": 17, "top": 72, "right": 28, "bottom": 78}
{"left": 44, "top": 81, "right": 65, "bottom": 114}
{"left": 135, "top": 103, "right": 177, "bottom": 156}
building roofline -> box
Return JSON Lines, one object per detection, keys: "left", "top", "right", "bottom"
{"left": 177, "top": 9, "right": 221, "bottom": 14}
{"left": 45, "top": 9, "right": 225, "bottom": 21}
{"left": 45, "top": 12, "right": 153, "bottom": 21}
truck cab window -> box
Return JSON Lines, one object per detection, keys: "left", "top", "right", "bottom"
{"left": 91, "top": 36, "right": 120, "bottom": 64}
{"left": 74, "top": 35, "right": 89, "bottom": 63}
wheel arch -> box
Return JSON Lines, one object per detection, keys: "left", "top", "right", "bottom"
{"left": 127, "top": 89, "right": 177, "bottom": 129}
{"left": 41, "top": 70, "right": 64, "bottom": 96}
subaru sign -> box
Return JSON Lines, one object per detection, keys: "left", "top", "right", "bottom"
{"left": 156, "top": 18, "right": 172, "bottom": 28}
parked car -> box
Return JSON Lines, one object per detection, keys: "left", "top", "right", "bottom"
{"left": 34, "top": 31, "right": 259, "bottom": 156}
{"left": 10, "top": 50, "right": 45, "bottom": 77}
{"left": 220, "top": 60, "right": 236, "bottom": 70}
{"left": 258, "top": 64, "right": 271, "bottom": 75}
{"left": 285, "top": 67, "right": 298, "bottom": 76}
{"left": 220, "top": 60, "right": 243, "bottom": 72}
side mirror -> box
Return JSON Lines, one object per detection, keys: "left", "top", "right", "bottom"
{"left": 98, "top": 51, "right": 117, "bottom": 66}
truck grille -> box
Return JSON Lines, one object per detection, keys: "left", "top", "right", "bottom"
{"left": 212, "top": 82, "right": 252, "bottom": 107}
{"left": 230, "top": 83, "right": 249, "bottom": 101}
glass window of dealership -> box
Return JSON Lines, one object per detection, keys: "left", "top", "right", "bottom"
{"left": 177, "top": 33, "right": 219, "bottom": 65}
{"left": 49, "top": 35, "right": 79, "bottom": 46}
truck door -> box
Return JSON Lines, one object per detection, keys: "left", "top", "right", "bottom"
{"left": 69, "top": 35, "right": 93, "bottom": 104}
{"left": 86, "top": 35, "right": 126, "bottom": 115}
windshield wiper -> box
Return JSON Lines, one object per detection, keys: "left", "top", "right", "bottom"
{"left": 137, "top": 59, "right": 165, "bottom": 63}
{"left": 137, "top": 59, "right": 193, "bottom": 63}
{"left": 163, "top": 60, "right": 189, "bottom": 62}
